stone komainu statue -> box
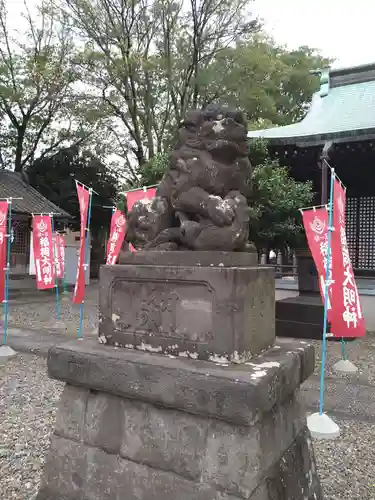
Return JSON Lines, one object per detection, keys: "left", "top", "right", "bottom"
{"left": 126, "top": 104, "right": 252, "bottom": 251}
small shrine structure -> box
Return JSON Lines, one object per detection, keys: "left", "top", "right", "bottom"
{"left": 0, "top": 170, "right": 70, "bottom": 275}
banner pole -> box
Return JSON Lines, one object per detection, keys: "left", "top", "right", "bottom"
{"left": 322, "top": 163, "right": 358, "bottom": 373}
{"left": 62, "top": 273, "right": 68, "bottom": 295}
{"left": 340, "top": 338, "right": 347, "bottom": 360}
{"left": 75, "top": 180, "right": 99, "bottom": 196}
{"left": 122, "top": 184, "right": 158, "bottom": 194}
{"left": 50, "top": 215, "right": 61, "bottom": 321}
{"left": 61, "top": 229, "right": 68, "bottom": 296}
{"left": 307, "top": 169, "right": 340, "bottom": 439}
{"left": 3, "top": 198, "right": 12, "bottom": 345}
{"left": 78, "top": 188, "right": 93, "bottom": 338}
{"left": 319, "top": 169, "right": 335, "bottom": 415}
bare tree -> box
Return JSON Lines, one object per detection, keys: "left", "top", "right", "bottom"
{"left": 63, "top": 0, "right": 259, "bottom": 171}
{"left": 64, "top": 0, "right": 163, "bottom": 167}
{"left": 0, "top": 0, "right": 92, "bottom": 171}
{"left": 158, "top": 0, "right": 259, "bottom": 123}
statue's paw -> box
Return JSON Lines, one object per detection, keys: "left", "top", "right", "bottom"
{"left": 207, "top": 196, "right": 235, "bottom": 226}
{"left": 180, "top": 220, "right": 201, "bottom": 243}
{"left": 154, "top": 242, "right": 179, "bottom": 251}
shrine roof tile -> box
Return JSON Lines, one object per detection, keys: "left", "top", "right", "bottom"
{"left": 247, "top": 63, "right": 375, "bottom": 146}
{"left": 0, "top": 170, "right": 70, "bottom": 217}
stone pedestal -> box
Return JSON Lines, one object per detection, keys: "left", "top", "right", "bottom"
{"left": 276, "top": 293, "right": 329, "bottom": 340}
{"left": 99, "top": 252, "right": 274, "bottom": 362}
{"left": 276, "top": 247, "right": 355, "bottom": 341}
{"left": 37, "top": 338, "right": 321, "bottom": 500}
{"left": 38, "top": 251, "right": 322, "bottom": 499}
{"left": 276, "top": 246, "right": 327, "bottom": 340}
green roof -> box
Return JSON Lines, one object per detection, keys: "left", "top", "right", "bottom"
{"left": 247, "top": 63, "right": 375, "bottom": 146}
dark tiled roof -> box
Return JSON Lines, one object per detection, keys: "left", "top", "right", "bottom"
{"left": 0, "top": 170, "right": 70, "bottom": 217}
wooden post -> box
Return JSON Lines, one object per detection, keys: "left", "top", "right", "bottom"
{"left": 320, "top": 141, "right": 334, "bottom": 204}
{"left": 320, "top": 159, "right": 328, "bottom": 205}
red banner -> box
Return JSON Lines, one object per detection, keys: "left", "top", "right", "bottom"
{"left": 126, "top": 187, "right": 156, "bottom": 211}
{"left": 53, "top": 233, "right": 65, "bottom": 279}
{"left": 126, "top": 187, "right": 156, "bottom": 253}
{"left": 106, "top": 209, "right": 126, "bottom": 264}
{"left": 73, "top": 183, "right": 90, "bottom": 304}
{"left": 301, "top": 207, "right": 332, "bottom": 320}
{"left": 32, "top": 215, "right": 55, "bottom": 290}
{"left": 330, "top": 177, "right": 365, "bottom": 337}
{"left": 0, "top": 201, "right": 9, "bottom": 302}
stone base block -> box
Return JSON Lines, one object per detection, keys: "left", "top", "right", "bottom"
{"left": 276, "top": 294, "right": 355, "bottom": 341}
{"left": 37, "top": 338, "right": 322, "bottom": 500}
{"left": 99, "top": 251, "right": 275, "bottom": 362}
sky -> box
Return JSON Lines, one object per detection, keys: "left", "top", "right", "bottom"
{"left": 253, "top": 0, "right": 375, "bottom": 69}
{"left": 5, "top": 0, "right": 375, "bottom": 70}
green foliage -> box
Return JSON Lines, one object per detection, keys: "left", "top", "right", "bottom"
{"left": 0, "top": 0, "right": 333, "bottom": 182}
{"left": 27, "top": 147, "right": 118, "bottom": 234}
{"left": 116, "top": 197, "right": 126, "bottom": 215}
{"left": 247, "top": 138, "right": 315, "bottom": 253}
{"left": 116, "top": 151, "right": 169, "bottom": 212}
{"left": 62, "top": 0, "right": 261, "bottom": 177}
{"left": 213, "top": 36, "right": 332, "bottom": 126}
{"left": 249, "top": 159, "right": 314, "bottom": 253}
{"left": 63, "top": 0, "right": 330, "bottom": 178}
{"left": 0, "top": 0, "right": 100, "bottom": 172}
{"left": 248, "top": 138, "right": 269, "bottom": 167}
{"left": 138, "top": 152, "right": 170, "bottom": 186}
{"left": 132, "top": 141, "right": 313, "bottom": 252}
{"left": 0, "top": 0, "right": 333, "bottom": 238}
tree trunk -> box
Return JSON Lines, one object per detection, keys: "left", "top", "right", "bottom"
{"left": 14, "top": 127, "right": 25, "bottom": 172}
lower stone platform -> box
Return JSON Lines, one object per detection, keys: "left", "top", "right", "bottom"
{"left": 276, "top": 294, "right": 355, "bottom": 341}
{"left": 276, "top": 294, "right": 328, "bottom": 340}
{"left": 37, "top": 338, "right": 322, "bottom": 500}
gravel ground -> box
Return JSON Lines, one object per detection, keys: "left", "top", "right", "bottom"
{"left": 311, "top": 336, "right": 375, "bottom": 384}
{"left": 0, "top": 355, "right": 63, "bottom": 500}
{"left": 314, "top": 419, "right": 375, "bottom": 500}
{"left": 2, "top": 284, "right": 375, "bottom": 498}
{"left": 5, "top": 285, "right": 99, "bottom": 334}
{"left": 1, "top": 346, "right": 375, "bottom": 499}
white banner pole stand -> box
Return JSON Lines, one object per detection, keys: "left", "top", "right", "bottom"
{"left": 52, "top": 319, "right": 66, "bottom": 330}
{"left": 307, "top": 412, "right": 340, "bottom": 440}
{"left": 332, "top": 358, "right": 358, "bottom": 374}
{"left": 0, "top": 345, "right": 17, "bottom": 360}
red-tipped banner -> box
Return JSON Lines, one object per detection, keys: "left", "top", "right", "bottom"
{"left": 126, "top": 187, "right": 156, "bottom": 253}
{"left": 73, "top": 183, "right": 90, "bottom": 304}
{"left": 301, "top": 207, "right": 332, "bottom": 320}
{"left": 106, "top": 210, "right": 126, "bottom": 264}
{"left": 32, "top": 215, "right": 55, "bottom": 290}
{"left": 54, "top": 233, "right": 66, "bottom": 279}
{"left": 0, "top": 201, "right": 9, "bottom": 301}
{"left": 330, "top": 177, "right": 365, "bottom": 337}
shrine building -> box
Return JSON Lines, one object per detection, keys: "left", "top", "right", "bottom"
{"left": 0, "top": 170, "right": 70, "bottom": 275}
{"left": 248, "top": 62, "right": 375, "bottom": 276}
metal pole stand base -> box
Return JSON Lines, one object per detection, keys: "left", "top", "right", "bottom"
{"left": 307, "top": 412, "right": 340, "bottom": 440}
{"left": 0, "top": 345, "right": 17, "bottom": 360}
{"left": 51, "top": 319, "right": 66, "bottom": 329}
{"left": 1, "top": 313, "right": 14, "bottom": 323}
{"left": 333, "top": 359, "right": 358, "bottom": 374}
